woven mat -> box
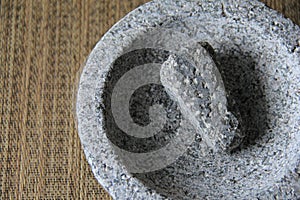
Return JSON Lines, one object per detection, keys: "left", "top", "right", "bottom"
{"left": 0, "top": 0, "right": 299, "bottom": 199}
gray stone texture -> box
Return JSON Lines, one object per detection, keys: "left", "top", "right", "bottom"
{"left": 160, "top": 49, "right": 244, "bottom": 152}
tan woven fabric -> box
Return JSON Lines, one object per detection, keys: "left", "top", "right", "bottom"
{"left": 0, "top": 0, "right": 298, "bottom": 199}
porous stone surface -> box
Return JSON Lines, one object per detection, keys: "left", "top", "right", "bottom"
{"left": 76, "top": 0, "right": 300, "bottom": 199}
{"left": 160, "top": 50, "right": 244, "bottom": 152}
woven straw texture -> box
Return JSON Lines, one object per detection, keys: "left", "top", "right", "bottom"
{"left": 0, "top": 0, "right": 299, "bottom": 199}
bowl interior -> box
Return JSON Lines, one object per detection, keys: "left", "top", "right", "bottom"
{"left": 96, "top": 25, "right": 300, "bottom": 198}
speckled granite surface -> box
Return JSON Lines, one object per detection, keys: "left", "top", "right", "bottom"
{"left": 76, "top": 0, "right": 300, "bottom": 199}
{"left": 160, "top": 46, "right": 244, "bottom": 152}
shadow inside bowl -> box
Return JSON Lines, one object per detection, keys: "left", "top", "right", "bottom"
{"left": 100, "top": 47, "right": 270, "bottom": 199}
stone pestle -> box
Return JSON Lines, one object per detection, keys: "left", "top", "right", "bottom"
{"left": 160, "top": 44, "right": 245, "bottom": 152}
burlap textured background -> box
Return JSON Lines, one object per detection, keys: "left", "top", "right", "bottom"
{"left": 0, "top": 0, "right": 299, "bottom": 199}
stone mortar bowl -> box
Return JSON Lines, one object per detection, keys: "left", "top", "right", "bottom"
{"left": 76, "top": 0, "right": 300, "bottom": 199}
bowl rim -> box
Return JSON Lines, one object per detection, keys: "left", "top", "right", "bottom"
{"left": 76, "top": 0, "right": 300, "bottom": 199}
